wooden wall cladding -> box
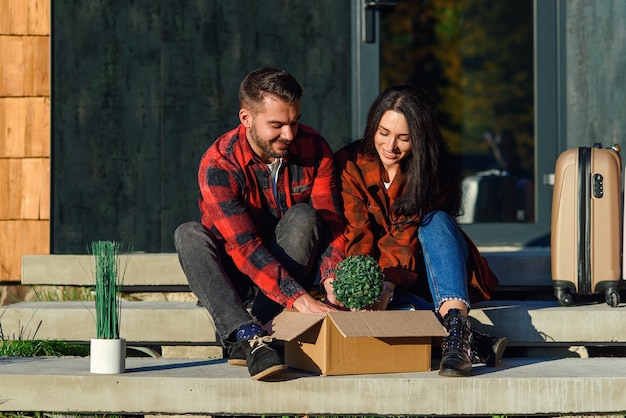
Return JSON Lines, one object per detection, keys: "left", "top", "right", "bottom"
{"left": 0, "top": 0, "right": 50, "bottom": 35}
{"left": 0, "top": 0, "right": 51, "bottom": 282}
{"left": 0, "top": 220, "right": 49, "bottom": 282}
{"left": 0, "top": 36, "right": 50, "bottom": 97}
{"left": 0, "top": 97, "right": 50, "bottom": 158}
{"left": 0, "top": 158, "right": 50, "bottom": 220}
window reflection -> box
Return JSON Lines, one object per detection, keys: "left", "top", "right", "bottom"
{"left": 380, "top": 0, "right": 534, "bottom": 223}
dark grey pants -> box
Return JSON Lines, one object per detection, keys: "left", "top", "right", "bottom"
{"left": 173, "top": 203, "right": 321, "bottom": 345}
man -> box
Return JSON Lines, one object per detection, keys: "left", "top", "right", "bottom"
{"left": 174, "top": 68, "right": 343, "bottom": 380}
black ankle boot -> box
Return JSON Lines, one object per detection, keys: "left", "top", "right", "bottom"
{"left": 439, "top": 308, "right": 472, "bottom": 377}
{"left": 471, "top": 329, "right": 508, "bottom": 367}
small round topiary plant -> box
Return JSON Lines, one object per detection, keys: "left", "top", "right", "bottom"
{"left": 333, "top": 255, "right": 385, "bottom": 310}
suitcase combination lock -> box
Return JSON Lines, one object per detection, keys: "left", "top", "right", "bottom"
{"left": 592, "top": 173, "right": 604, "bottom": 198}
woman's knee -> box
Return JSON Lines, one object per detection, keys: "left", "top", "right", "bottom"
{"left": 421, "top": 210, "right": 455, "bottom": 228}
{"left": 419, "top": 211, "right": 468, "bottom": 260}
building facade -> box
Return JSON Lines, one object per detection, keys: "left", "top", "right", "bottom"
{"left": 1, "top": 0, "right": 625, "bottom": 288}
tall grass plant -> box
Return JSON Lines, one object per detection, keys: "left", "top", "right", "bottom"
{"left": 90, "top": 241, "right": 129, "bottom": 339}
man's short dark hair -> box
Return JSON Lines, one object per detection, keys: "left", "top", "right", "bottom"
{"left": 239, "top": 68, "right": 303, "bottom": 113}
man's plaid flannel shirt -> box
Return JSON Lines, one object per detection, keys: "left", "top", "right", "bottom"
{"left": 198, "top": 123, "right": 345, "bottom": 309}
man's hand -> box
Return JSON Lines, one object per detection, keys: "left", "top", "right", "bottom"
{"left": 292, "top": 292, "right": 340, "bottom": 314}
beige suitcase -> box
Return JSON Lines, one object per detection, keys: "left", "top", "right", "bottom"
{"left": 551, "top": 143, "right": 622, "bottom": 306}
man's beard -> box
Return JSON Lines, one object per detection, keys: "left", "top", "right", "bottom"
{"left": 249, "top": 124, "right": 290, "bottom": 160}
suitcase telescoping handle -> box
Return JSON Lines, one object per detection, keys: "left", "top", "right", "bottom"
{"left": 592, "top": 143, "right": 621, "bottom": 153}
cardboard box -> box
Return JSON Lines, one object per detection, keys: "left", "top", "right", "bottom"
{"left": 266, "top": 310, "right": 448, "bottom": 376}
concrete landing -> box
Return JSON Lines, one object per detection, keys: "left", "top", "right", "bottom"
{"left": 1, "top": 356, "right": 625, "bottom": 416}
{"left": 3, "top": 300, "right": 626, "bottom": 347}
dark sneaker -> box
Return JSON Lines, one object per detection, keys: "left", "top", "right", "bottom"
{"left": 227, "top": 342, "right": 246, "bottom": 366}
{"left": 471, "top": 330, "right": 508, "bottom": 367}
{"left": 228, "top": 337, "right": 285, "bottom": 367}
{"left": 236, "top": 334, "right": 287, "bottom": 380}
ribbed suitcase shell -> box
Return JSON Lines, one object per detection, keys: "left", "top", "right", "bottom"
{"left": 551, "top": 144, "right": 622, "bottom": 306}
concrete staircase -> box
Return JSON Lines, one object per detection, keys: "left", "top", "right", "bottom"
{"left": 1, "top": 250, "right": 626, "bottom": 416}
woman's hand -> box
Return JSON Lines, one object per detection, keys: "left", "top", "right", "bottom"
{"left": 368, "top": 281, "right": 395, "bottom": 311}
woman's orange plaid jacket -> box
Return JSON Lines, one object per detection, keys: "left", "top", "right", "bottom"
{"left": 334, "top": 141, "right": 498, "bottom": 303}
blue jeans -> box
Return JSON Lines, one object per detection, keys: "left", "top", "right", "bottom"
{"left": 388, "top": 211, "right": 470, "bottom": 313}
{"left": 173, "top": 203, "right": 321, "bottom": 344}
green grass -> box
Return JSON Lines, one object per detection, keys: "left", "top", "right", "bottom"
{"left": 0, "top": 339, "right": 89, "bottom": 357}
{"left": 0, "top": 414, "right": 141, "bottom": 418}
{"left": 0, "top": 279, "right": 95, "bottom": 358}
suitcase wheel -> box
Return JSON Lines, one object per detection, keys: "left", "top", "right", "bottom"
{"left": 555, "top": 288, "right": 573, "bottom": 307}
{"left": 605, "top": 288, "right": 620, "bottom": 307}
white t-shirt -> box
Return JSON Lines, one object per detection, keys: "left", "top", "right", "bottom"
{"left": 267, "top": 158, "right": 283, "bottom": 199}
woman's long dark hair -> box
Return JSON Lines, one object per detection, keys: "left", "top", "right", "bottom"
{"left": 360, "top": 85, "right": 462, "bottom": 219}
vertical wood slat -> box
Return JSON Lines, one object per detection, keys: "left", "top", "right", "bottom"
{"left": 0, "top": 220, "right": 49, "bottom": 282}
{"left": 27, "top": 0, "right": 50, "bottom": 35}
{"left": 0, "top": 158, "right": 49, "bottom": 220}
{"left": 0, "top": 0, "right": 51, "bottom": 283}
{"left": 0, "top": 0, "right": 50, "bottom": 35}
{"left": 0, "top": 35, "right": 50, "bottom": 97}
{"left": 0, "top": 97, "right": 50, "bottom": 158}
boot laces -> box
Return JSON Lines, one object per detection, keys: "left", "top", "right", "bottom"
{"left": 248, "top": 335, "right": 274, "bottom": 355}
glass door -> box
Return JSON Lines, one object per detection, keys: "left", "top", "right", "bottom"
{"left": 352, "top": 0, "right": 558, "bottom": 246}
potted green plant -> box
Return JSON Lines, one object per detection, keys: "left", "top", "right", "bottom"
{"left": 89, "top": 240, "right": 128, "bottom": 374}
{"left": 333, "top": 255, "right": 385, "bottom": 310}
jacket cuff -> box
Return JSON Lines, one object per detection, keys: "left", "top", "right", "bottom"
{"left": 285, "top": 289, "right": 307, "bottom": 310}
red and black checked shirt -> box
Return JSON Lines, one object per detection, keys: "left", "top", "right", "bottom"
{"left": 198, "top": 123, "right": 345, "bottom": 309}
{"left": 335, "top": 141, "right": 497, "bottom": 302}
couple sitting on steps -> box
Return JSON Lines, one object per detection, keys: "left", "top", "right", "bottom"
{"left": 174, "top": 67, "right": 507, "bottom": 381}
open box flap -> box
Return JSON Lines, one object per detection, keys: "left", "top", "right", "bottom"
{"left": 265, "top": 310, "right": 325, "bottom": 341}
{"left": 327, "top": 310, "right": 448, "bottom": 338}
{"left": 267, "top": 310, "right": 447, "bottom": 340}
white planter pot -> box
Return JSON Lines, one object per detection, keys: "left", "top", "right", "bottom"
{"left": 90, "top": 338, "right": 126, "bottom": 374}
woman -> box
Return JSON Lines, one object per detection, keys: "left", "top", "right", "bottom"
{"left": 326, "top": 86, "right": 505, "bottom": 377}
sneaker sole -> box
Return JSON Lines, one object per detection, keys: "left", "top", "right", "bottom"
{"left": 227, "top": 358, "right": 247, "bottom": 367}
{"left": 251, "top": 363, "right": 288, "bottom": 380}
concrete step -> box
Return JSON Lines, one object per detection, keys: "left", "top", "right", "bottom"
{"left": 2, "top": 300, "right": 626, "bottom": 348}
{"left": 21, "top": 249, "right": 554, "bottom": 288}
{"left": 1, "top": 356, "right": 625, "bottom": 416}
{"left": 21, "top": 253, "right": 188, "bottom": 288}
{"left": 469, "top": 300, "right": 626, "bottom": 346}
{"left": 0, "top": 301, "right": 218, "bottom": 344}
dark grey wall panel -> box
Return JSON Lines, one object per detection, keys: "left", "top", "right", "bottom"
{"left": 565, "top": 0, "right": 626, "bottom": 149}
{"left": 53, "top": 1, "right": 351, "bottom": 253}
{"left": 53, "top": 1, "right": 162, "bottom": 253}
